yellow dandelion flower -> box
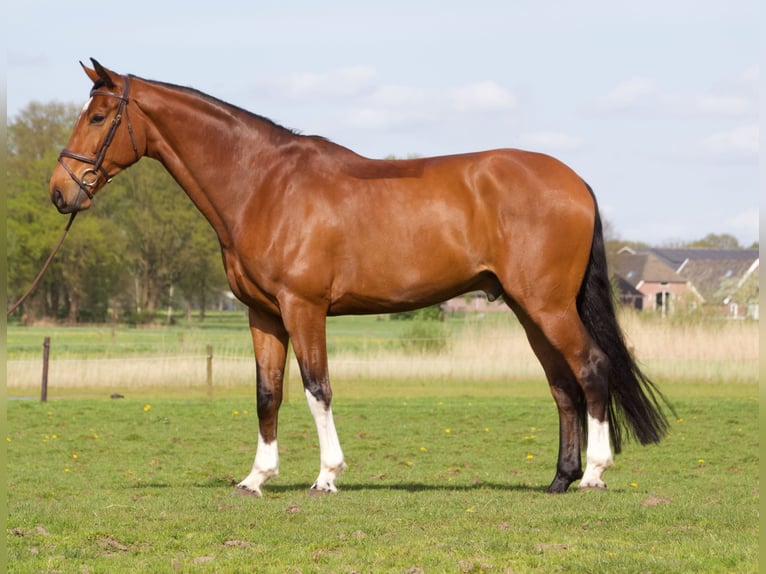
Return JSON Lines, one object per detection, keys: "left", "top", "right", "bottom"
{"left": 233, "top": 410, "right": 240, "bottom": 416}
{"left": 465, "top": 508, "right": 474, "bottom": 513}
{"left": 526, "top": 454, "right": 534, "bottom": 460}
{"left": 143, "top": 404, "right": 152, "bottom": 412}
{"left": 72, "top": 453, "right": 78, "bottom": 460}
{"left": 6, "top": 437, "right": 11, "bottom": 443}
{"left": 630, "top": 482, "right": 638, "bottom": 488}
{"left": 419, "top": 447, "right": 427, "bottom": 452}
{"left": 64, "top": 468, "right": 71, "bottom": 473}
{"left": 406, "top": 461, "right": 413, "bottom": 466}
{"left": 51, "top": 434, "right": 58, "bottom": 440}
{"left": 445, "top": 428, "right": 451, "bottom": 434}
{"left": 676, "top": 418, "right": 684, "bottom": 424}
{"left": 698, "top": 458, "right": 705, "bottom": 464}
{"left": 484, "top": 428, "right": 489, "bottom": 433}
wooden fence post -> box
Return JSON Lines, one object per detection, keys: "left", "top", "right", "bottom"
{"left": 206, "top": 344, "right": 213, "bottom": 397}
{"left": 41, "top": 337, "right": 51, "bottom": 402}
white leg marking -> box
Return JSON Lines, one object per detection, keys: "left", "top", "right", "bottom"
{"left": 579, "top": 413, "right": 614, "bottom": 490}
{"left": 237, "top": 433, "right": 279, "bottom": 496}
{"left": 305, "top": 389, "right": 347, "bottom": 493}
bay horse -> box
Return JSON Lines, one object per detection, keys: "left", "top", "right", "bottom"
{"left": 49, "top": 59, "right": 671, "bottom": 495}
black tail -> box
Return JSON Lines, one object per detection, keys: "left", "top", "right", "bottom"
{"left": 576, "top": 184, "right": 673, "bottom": 453}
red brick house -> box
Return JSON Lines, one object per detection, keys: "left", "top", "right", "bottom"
{"left": 613, "top": 247, "right": 759, "bottom": 319}
{"left": 613, "top": 248, "right": 703, "bottom": 315}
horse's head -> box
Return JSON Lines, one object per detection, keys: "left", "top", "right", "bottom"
{"left": 50, "top": 59, "right": 143, "bottom": 213}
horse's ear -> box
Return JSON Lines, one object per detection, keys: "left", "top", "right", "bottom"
{"left": 80, "top": 58, "right": 115, "bottom": 89}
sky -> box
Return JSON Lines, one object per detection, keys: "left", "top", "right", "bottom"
{"left": 6, "top": 0, "right": 760, "bottom": 246}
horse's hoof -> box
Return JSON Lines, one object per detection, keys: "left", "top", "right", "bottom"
{"left": 308, "top": 487, "right": 335, "bottom": 497}
{"left": 578, "top": 483, "right": 608, "bottom": 492}
{"left": 232, "top": 485, "right": 261, "bottom": 497}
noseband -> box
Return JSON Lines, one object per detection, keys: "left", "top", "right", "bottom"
{"left": 58, "top": 75, "right": 140, "bottom": 199}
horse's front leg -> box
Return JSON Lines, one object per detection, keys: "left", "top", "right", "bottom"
{"left": 283, "top": 301, "right": 346, "bottom": 494}
{"left": 236, "top": 308, "right": 289, "bottom": 496}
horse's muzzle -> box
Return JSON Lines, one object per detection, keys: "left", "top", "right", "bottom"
{"left": 51, "top": 186, "right": 90, "bottom": 214}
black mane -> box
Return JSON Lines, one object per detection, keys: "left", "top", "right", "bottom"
{"left": 134, "top": 74, "right": 304, "bottom": 138}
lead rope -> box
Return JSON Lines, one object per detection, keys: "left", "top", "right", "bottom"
{"left": 6, "top": 212, "right": 78, "bottom": 317}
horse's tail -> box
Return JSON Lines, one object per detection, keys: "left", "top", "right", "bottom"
{"left": 576, "top": 183, "right": 673, "bottom": 453}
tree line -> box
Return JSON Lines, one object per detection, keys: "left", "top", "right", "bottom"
{"left": 8, "top": 102, "right": 229, "bottom": 324}
{"left": 7, "top": 102, "right": 756, "bottom": 325}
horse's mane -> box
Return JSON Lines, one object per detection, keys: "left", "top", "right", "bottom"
{"left": 134, "top": 74, "right": 306, "bottom": 139}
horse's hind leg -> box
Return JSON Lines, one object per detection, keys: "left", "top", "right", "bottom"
{"left": 236, "top": 308, "right": 289, "bottom": 496}
{"left": 281, "top": 299, "right": 346, "bottom": 494}
{"left": 532, "top": 308, "right": 613, "bottom": 490}
{"left": 509, "top": 302, "right": 584, "bottom": 493}
{"left": 509, "top": 293, "right": 613, "bottom": 490}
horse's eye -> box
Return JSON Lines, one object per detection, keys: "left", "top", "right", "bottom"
{"left": 90, "top": 114, "right": 106, "bottom": 125}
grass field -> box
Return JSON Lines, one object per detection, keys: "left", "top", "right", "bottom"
{"left": 6, "top": 312, "right": 760, "bottom": 572}
{"left": 6, "top": 392, "right": 759, "bottom": 573}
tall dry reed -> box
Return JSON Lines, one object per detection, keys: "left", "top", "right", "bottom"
{"left": 7, "top": 315, "right": 757, "bottom": 394}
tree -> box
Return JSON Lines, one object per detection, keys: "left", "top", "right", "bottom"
{"left": 686, "top": 233, "right": 741, "bottom": 249}
{"left": 7, "top": 101, "right": 228, "bottom": 323}
{"left": 174, "top": 218, "right": 228, "bottom": 320}
{"left": 101, "top": 159, "right": 228, "bottom": 321}
{"left": 7, "top": 103, "right": 80, "bottom": 320}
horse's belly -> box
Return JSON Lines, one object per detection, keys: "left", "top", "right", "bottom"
{"left": 327, "top": 267, "right": 500, "bottom": 315}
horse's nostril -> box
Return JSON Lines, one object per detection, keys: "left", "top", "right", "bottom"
{"left": 53, "top": 188, "right": 65, "bottom": 209}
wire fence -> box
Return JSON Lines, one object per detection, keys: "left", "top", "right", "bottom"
{"left": 6, "top": 329, "right": 548, "bottom": 397}
{"left": 7, "top": 317, "right": 759, "bottom": 398}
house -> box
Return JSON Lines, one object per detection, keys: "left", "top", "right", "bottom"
{"left": 612, "top": 248, "right": 703, "bottom": 315}
{"left": 613, "top": 247, "right": 759, "bottom": 319}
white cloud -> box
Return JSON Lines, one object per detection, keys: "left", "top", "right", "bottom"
{"left": 448, "top": 81, "right": 516, "bottom": 113}
{"left": 255, "top": 68, "right": 517, "bottom": 131}
{"left": 346, "top": 81, "right": 515, "bottom": 130}
{"left": 700, "top": 124, "right": 758, "bottom": 161}
{"left": 693, "top": 66, "right": 759, "bottom": 116}
{"left": 256, "top": 66, "right": 378, "bottom": 101}
{"left": 594, "top": 77, "right": 658, "bottom": 112}
{"left": 593, "top": 68, "right": 758, "bottom": 118}
{"left": 344, "top": 107, "right": 421, "bottom": 130}
{"left": 724, "top": 208, "right": 759, "bottom": 240}
{"left": 518, "top": 131, "right": 584, "bottom": 152}
{"left": 365, "top": 84, "right": 431, "bottom": 108}
{"left": 693, "top": 95, "right": 754, "bottom": 115}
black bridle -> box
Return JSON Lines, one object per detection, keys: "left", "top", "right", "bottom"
{"left": 58, "top": 74, "right": 140, "bottom": 199}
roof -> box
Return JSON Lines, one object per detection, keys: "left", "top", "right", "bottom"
{"left": 613, "top": 247, "right": 759, "bottom": 304}
{"left": 613, "top": 252, "right": 686, "bottom": 288}
{"left": 651, "top": 248, "right": 758, "bottom": 271}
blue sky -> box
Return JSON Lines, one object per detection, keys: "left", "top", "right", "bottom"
{"left": 7, "top": 0, "right": 760, "bottom": 246}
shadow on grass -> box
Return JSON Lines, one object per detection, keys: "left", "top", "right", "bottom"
{"left": 133, "top": 478, "right": 552, "bottom": 494}
{"left": 230, "top": 479, "right": 546, "bottom": 494}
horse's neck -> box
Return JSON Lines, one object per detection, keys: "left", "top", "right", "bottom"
{"left": 137, "top": 82, "right": 279, "bottom": 245}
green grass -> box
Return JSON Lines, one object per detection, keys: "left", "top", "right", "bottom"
{"left": 7, "top": 313, "right": 451, "bottom": 359}
{"left": 7, "top": 389, "right": 759, "bottom": 573}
